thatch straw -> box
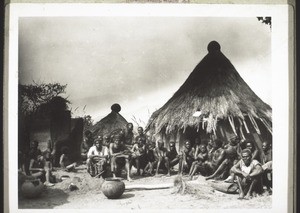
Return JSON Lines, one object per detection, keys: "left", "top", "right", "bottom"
{"left": 173, "top": 176, "right": 213, "bottom": 199}
{"left": 146, "top": 41, "right": 272, "bottom": 135}
{"left": 90, "top": 104, "right": 128, "bottom": 137}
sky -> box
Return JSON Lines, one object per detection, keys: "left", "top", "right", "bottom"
{"left": 18, "top": 16, "right": 271, "bottom": 127}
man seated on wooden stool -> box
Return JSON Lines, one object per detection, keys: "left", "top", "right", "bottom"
{"left": 109, "top": 134, "right": 132, "bottom": 181}
{"left": 230, "top": 148, "right": 263, "bottom": 200}
{"left": 87, "top": 137, "right": 109, "bottom": 177}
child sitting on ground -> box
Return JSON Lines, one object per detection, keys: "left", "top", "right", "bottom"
{"left": 59, "top": 146, "right": 77, "bottom": 172}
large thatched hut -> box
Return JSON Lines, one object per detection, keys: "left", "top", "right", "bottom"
{"left": 91, "top": 104, "right": 129, "bottom": 138}
{"left": 146, "top": 41, "right": 272, "bottom": 152}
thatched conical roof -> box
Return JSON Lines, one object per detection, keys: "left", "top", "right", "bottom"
{"left": 146, "top": 41, "right": 272, "bottom": 135}
{"left": 91, "top": 104, "right": 128, "bottom": 137}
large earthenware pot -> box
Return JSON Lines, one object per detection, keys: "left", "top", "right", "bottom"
{"left": 101, "top": 178, "right": 125, "bottom": 199}
{"left": 21, "top": 179, "right": 45, "bottom": 198}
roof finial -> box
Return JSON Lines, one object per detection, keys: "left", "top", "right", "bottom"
{"left": 111, "top": 103, "right": 121, "bottom": 113}
{"left": 207, "top": 41, "right": 221, "bottom": 53}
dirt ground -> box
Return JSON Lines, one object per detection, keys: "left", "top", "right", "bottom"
{"left": 19, "top": 164, "right": 272, "bottom": 209}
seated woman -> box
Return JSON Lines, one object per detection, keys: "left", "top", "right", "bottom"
{"left": 130, "top": 137, "right": 147, "bottom": 176}
{"left": 59, "top": 146, "right": 77, "bottom": 172}
{"left": 189, "top": 144, "right": 208, "bottom": 180}
{"left": 29, "top": 155, "right": 55, "bottom": 187}
{"left": 109, "top": 134, "right": 132, "bottom": 181}
{"left": 86, "top": 138, "right": 109, "bottom": 177}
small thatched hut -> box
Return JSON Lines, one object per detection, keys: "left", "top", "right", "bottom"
{"left": 146, "top": 41, "right": 272, "bottom": 152}
{"left": 91, "top": 104, "right": 129, "bottom": 138}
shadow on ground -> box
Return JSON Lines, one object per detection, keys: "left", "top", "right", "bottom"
{"left": 19, "top": 187, "right": 70, "bottom": 209}
{"left": 120, "top": 193, "right": 135, "bottom": 199}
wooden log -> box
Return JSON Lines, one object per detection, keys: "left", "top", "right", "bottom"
{"left": 209, "top": 181, "right": 238, "bottom": 194}
{"left": 125, "top": 183, "right": 174, "bottom": 191}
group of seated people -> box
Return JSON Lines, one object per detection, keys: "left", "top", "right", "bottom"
{"left": 18, "top": 122, "right": 272, "bottom": 200}
{"left": 18, "top": 139, "right": 78, "bottom": 187}
{"left": 82, "top": 124, "right": 272, "bottom": 200}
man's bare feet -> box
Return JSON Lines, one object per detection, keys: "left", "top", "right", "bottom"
{"left": 44, "top": 182, "right": 54, "bottom": 187}
{"left": 127, "top": 177, "right": 133, "bottom": 182}
{"left": 166, "top": 173, "right": 171, "bottom": 177}
{"left": 238, "top": 193, "right": 245, "bottom": 200}
{"left": 244, "top": 194, "right": 252, "bottom": 200}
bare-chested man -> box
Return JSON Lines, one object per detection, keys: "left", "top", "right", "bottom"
{"left": 144, "top": 141, "right": 156, "bottom": 175}
{"left": 199, "top": 139, "right": 225, "bottom": 177}
{"left": 109, "top": 134, "right": 132, "bottom": 181}
{"left": 135, "top": 127, "right": 147, "bottom": 144}
{"left": 231, "top": 149, "right": 263, "bottom": 199}
{"left": 124, "top": 123, "right": 134, "bottom": 148}
{"left": 29, "top": 155, "right": 55, "bottom": 187}
{"left": 189, "top": 144, "right": 208, "bottom": 180}
{"left": 206, "top": 137, "right": 239, "bottom": 180}
{"left": 130, "top": 137, "right": 147, "bottom": 176}
{"left": 178, "top": 140, "right": 195, "bottom": 175}
{"left": 261, "top": 141, "right": 272, "bottom": 193}
{"left": 167, "top": 141, "right": 180, "bottom": 169}
{"left": 153, "top": 140, "right": 170, "bottom": 176}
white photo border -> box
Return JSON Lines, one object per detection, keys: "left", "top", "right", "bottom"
{"left": 4, "top": 3, "right": 294, "bottom": 213}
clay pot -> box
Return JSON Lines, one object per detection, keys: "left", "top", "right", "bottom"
{"left": 101, "top": 178, "right": 125, "bottom": 199}
{"left": 21, "top": 179, "right": 45, "bottom": 199}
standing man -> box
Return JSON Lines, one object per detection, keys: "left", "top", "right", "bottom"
{"left": 87, "top": 137, "right": 109, "bottom": 177}
{"left": 135, "top": 127, "right": 147, "bottom": 144}
{"left": 231, "top": 149, "right": 263, "bottom": 199}
{"left": 124, "top": 123, "right": 134, "bottom": 148}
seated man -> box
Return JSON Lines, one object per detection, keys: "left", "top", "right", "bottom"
{"left": 167, "top": 141, "right": 180, "bottom": 169}
{"left": 261, "top": 141, "right": 272, "bottom": 194}
{"left": 29, "top": 155, "right": 55, "bottom": 187}
{"left": 130, "top": 137, "right": 147, "bottom": 176}
{"left": 153, "top": 140, "right": 170, "bottom": 176}
{"left": 194, "top": 139, "right": 225, "bottom": 178}
{"left": 144, "top": 141, "right": 156, "bottom": 175}
{"left": 189, "top": 144, "right": 208, "bottom": 180}
{"left": 178, "top": 140, "right": 195, "bottom": 175}
{"left": 87, "top": 138, "right": 109, "bottom": 177}
{"left": 28, "top": 140, "right": 42, "bottom": 161}
{"left": 231, "top": 149, "right": 263, "bottom": 200}
{"left": 206, "top": 137, "right": 238, "bottom": 180}
{"left": 109, "top": 134, "right": 132, "bottom": 181}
